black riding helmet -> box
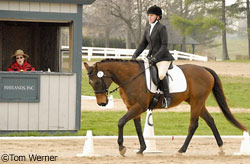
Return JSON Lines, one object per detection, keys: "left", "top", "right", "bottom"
{"left": 147, "top": 5, "right": 162, "bottom": 19}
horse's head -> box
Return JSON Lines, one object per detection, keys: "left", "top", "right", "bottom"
{"left": 84, "top": 62, "right": 113, "bottom": 106}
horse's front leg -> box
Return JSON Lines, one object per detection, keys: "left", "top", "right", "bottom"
{"left": 118, "top": 109, "right": 139, "bottom": 156}
{"left": 117, "top": 110, "right": 136, "bottom": 155}
{"left": 118, "top": 114, "right": 127, "bottom": 156}
{"left": 134, "top": 117, "right": 146, "bottom": 154}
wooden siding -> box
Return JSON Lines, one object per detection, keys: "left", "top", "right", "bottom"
{"left": 0, "top": 73, "right": 76, "bottom": 131}
{"left": 0, "top": 1, "right": 77, "bottom": 13}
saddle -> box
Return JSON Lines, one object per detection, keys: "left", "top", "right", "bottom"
{"left": 150, "top": 62, "right": 173, "bottom": 88}
{"left": 144, "top": 60, "right": 187, "bottom": 94}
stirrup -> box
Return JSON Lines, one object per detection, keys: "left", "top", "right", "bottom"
{"left": 162, "top": 97, "right": 171, "bottom": 108}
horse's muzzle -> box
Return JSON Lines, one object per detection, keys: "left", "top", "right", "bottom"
{"left": 98, "top": 103, "right": 107, "bottom": 106}
{"left": 98, "top": 98, "right": 109, "bottom": 106}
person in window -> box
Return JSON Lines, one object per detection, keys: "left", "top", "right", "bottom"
{"left": 8, "top": 49, "right": 35, "bottom": 72}
{"left": 132, "top": 5, "right": 174, "bottom": 108}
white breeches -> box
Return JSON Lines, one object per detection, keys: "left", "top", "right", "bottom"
{"left": 156, "top": 61, "right": 171, "bottom": 80}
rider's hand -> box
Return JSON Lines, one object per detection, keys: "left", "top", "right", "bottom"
{"left": 149, "top": 57, "right": 157, "bottom": 65}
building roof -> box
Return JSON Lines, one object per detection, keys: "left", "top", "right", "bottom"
{"left": 8, "top": 0, "right": 95, "bottom": 5}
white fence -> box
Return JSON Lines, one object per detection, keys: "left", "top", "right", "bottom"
{"left": 61, "top": 46, "right": 208, "bottom": 62}
{"left": 0, "top": 135, "right": 244, "bottom": 140}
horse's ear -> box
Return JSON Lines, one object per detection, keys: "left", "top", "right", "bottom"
{"left": 83, "top": 62, "right": 89, "bottom": 70}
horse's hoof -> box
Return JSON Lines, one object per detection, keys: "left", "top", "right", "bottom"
{"left": 218, "top": 146, "right": 225, "bottom": 156}
{"left": 119, "top": 146, "right": 126, "bottom": 156}
{"left": 136, "top": 150, "right": 144, "bottom": 155}
{"left": 178, "top": 148, "right": 186, "bottom": 153}
{"left": 175, "top": 151, "right": 184, "bottom": 156}
{"left": 218, "top": 151, "right": 225, "bottom": 156}
{"left": 136, "top": 152, "right": 144, "bottom": 156}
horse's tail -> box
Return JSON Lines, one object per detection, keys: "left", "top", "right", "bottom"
{"left": 204, "top": 67, "right": 247, "bottom": 132}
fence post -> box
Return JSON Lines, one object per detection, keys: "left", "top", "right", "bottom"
{"left": 88, "top": 48, "right": 92, "bottom": 61}
{"left": 173, "top": 50, "right": 178, "bottom": 60}
{"left": 190, "top": 54, "right": 193, "bottom": 61}
{"left": 115, "top": 50, "right": 120, "bottom": 58}
{"left": 104, "top": 48, "right": 107, "bottom": 58}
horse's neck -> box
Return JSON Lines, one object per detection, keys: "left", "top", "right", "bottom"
{"left": 103, "top": 62, "right": 141, "bottom": 86}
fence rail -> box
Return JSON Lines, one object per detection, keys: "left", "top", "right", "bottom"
{"left": 61, "top": 46, "right": 208, "bottom": 62}
{"left": 0, "top": 135, "right": 244, "bottom": 140}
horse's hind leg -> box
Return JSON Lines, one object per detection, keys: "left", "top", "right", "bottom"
{"left": 200, "top": 106, "right": 224, "bottom": 154}
{"left": 134, "top": 117, "right": 146, "bottom": 154}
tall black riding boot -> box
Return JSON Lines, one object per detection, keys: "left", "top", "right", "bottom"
{"left": 161, "top": 76, "right": 171, "bottom": 108}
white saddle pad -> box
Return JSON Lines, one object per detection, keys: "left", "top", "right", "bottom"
{"left": 144, "top": 61, "right": 187, "bottom": 94}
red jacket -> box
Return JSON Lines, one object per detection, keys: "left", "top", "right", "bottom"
{"left": 8, "top": 61, "right": 35, "bottom": 72}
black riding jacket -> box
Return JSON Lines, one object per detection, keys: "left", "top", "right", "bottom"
{"left": 133, "top": 22, "right": 174, "bottom": 62}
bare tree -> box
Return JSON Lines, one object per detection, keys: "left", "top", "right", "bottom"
{"left": 247, "top": 0, "right": 250, "bottom": 59}
{"left": 83, "top": 0, "right": 120, "bottom": 47}
{"left": 221, "top": 0, "right": 230, "bottom": 60}
{"left": 231, "top": 0, "right": 250, "bottom": 59}
{"left": 83, "top": 0, "right": 173, "bottom": 48}
{"left": 109, "top": 0, "right": 141, "bottom": 47}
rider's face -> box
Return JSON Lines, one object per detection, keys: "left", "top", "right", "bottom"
{"left": 148, "top": 14, "right": 158, "bottom": 24}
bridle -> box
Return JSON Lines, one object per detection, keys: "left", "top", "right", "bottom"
{"left": 88, "top": 69, "right": 112, "bottom": 94}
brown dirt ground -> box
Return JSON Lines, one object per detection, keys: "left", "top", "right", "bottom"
{"left": 1, "top": 61, "right": 250, "bottom": 164}
{"left": 1, "top": 138, "right": 250, "bottom": 164}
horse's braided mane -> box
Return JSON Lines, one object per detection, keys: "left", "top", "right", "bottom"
{"left": 99, "top": 58, "right": 145, "bottom": 70}
{"left": 99, "top": 58, "right": 138, "bottom": 63}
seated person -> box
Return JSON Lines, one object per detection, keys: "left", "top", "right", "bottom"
{"left": 8, "top": 49, "right": 35, "bottom": 72}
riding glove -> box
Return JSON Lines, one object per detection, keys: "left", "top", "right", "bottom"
{"left": 149, "top": 57, "right": 157, "bottom": 65}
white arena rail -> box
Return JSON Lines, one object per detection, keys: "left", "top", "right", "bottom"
{"left": 61, "top": 46, "right": 208, "bottom": 62}
{"left": 0, "top": 135, "right": 244, "bottom": 140}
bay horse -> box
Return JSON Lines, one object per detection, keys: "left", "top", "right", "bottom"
{"left": 84, "top": 59, "right": 247, "bottom": 156}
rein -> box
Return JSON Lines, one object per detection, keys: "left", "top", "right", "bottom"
{"left": 109, "top": 66, "right": 150, "bottom": 94}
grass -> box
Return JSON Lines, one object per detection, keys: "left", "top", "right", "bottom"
{"left": 80, "top": 111, "right": 250, "bottom": 136}
{"left": 82, "top": 69, "right": 250, "bottom": 109}
{"left": 3, "top": 111, "right": 250, "bottom": 136}
{"left": 206, "top": 76, "right": 250, "bottom": 108}
{"left": 197, "top": 37, "right": 249, "bottom": 60}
